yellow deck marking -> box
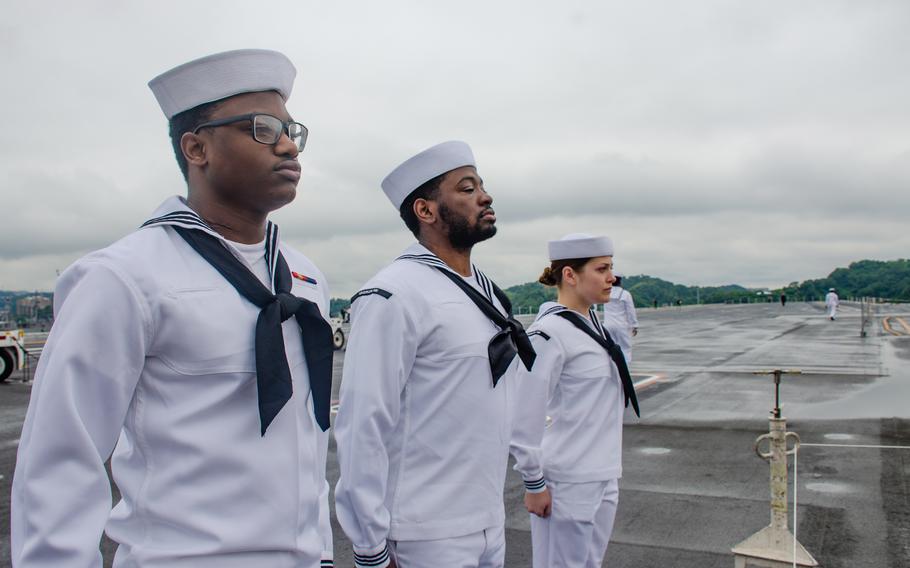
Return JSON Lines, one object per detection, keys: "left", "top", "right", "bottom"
{"left": 883, "top": 317, "right": 909, "bottom": 336}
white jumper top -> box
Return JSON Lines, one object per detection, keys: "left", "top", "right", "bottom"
{"left": 12, "top": 197, "right": 334, "bottom": 568}
{"left": 334, "top": 243, "right": 516, "bottom": 568}
{"left": 510, "top": 302, "right": 625, "bottom": 492}
{"left": 601, "top": 286, "right": 638, "bottom": 364}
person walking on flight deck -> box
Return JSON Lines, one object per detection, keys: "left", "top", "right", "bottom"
{"left": 825, "top": 287, "right": 840, "bottom": 320}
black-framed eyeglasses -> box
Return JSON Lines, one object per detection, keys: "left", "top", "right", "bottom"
{"left": 193, "top": 113, "right": 308, "bottom": 152}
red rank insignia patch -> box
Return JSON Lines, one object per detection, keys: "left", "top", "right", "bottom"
{"left": 292, "top": 271, "right": 318, "bottom": 285}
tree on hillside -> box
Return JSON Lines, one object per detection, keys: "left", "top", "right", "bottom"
{"left": 496, "top": 257, "right": 910, "bottom": 313}
{"left": 793, "top": 259, "right": 910, "bottom": 301}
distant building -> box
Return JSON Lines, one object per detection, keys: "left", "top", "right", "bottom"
{"left": 755, "top": 289, "right": 774, "bottom": 303}
{"left": 15, "top": 295, "right": 52, "bottom": 319}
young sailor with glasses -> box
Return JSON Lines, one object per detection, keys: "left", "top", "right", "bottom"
{"left": 334, "top": 141, "right": 536, "bottom": 568}
{"left": 510, "top": 234, "right": 640, "bottom": 568}
{"left": 11, "top": 50, "right": 334, "bottom": 567}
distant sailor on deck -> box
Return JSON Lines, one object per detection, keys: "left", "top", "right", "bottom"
{"left": 601, "top": 274, "right": 639, "bottom": 365}
{"left": 334, "top": 141, "right": 536, "bottom": 568}
{"left": 825, "top": 287, "right": 840, "bottom": 320}
{"left": 11, "top": 49, "right": 335, "bottom": 568}
{"left": 511, "top": 233, "right": 640, "bottom": 568}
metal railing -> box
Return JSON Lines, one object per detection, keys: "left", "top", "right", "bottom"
{"left": 9, "top": 334, "right": 40, "bottom": 382}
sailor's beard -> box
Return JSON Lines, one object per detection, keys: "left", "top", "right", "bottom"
{"left": 439, "top": 202, "right": 497, "bottom": 250}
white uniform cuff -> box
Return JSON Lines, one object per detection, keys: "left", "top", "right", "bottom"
{"left": 353, "top": 541, "right": 390, "bottom": 568}
{"left": 524, "top": 475, "right": 548, "bottom": 493}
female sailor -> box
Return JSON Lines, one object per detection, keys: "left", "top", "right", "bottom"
{"left": 510, "top": 233, "right": 639, "bottom": 568}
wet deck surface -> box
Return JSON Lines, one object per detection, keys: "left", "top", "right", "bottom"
{"left": 2, "top": 301, "right": 908, "bottom": 566}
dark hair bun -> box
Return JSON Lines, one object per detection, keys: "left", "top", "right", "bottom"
{"left": 538, "top": 266, "right": 557, "bottom": 286}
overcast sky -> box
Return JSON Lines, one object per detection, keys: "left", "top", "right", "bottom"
{"left": 2, "top": 1, "right": 908, "bottom": 296}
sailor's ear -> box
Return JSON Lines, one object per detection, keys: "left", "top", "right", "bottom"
{"left": 181, "top": 132, "right": 208, "bottom": 170}
{"left": 414, "top": 198, "right": 437, "bottom": 227}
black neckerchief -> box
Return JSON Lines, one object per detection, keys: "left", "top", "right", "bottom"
{"left": 397, "top": 251, "right": 536, "bottom": 386}
{"left": 143, "top": 209, "right": 333, "bottom": 434}
{"left": 552, "top": 306, "right": 640, "bottom": 417}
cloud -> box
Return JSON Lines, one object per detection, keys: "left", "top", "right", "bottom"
{"left": 2, "top": 1, "right": 909, "bottom": 296}
{"left": 0, "top": 167, "right": 176, "bottom": 259}
{"left": 280, "top": 206, "right": 910, "bottom": 297}
{"left": 0, "top": 252, "right": 86, "bottom": 292}
{"left": 491, "top": 144, "right": 910, "bottom": 222}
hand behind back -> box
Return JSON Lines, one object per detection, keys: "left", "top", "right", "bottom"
{"left": 524, "top": 487, "right": 552, "bottom": 518}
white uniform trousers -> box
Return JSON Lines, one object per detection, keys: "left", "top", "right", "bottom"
{"left": 391, "top": 524, "right": 505, "bottom": 568}
{"left": 530, "top": 479, "right": 619, "bottom": 568}
{"left": 827, "top": 304, "right": 837, "bottom": 319}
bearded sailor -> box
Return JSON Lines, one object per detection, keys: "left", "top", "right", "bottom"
{"left": 333, "top": 141, "right": 536, "bottom": 568}
{"left": 510, "top": 233, "right": 640, "bottom": 568}
{"left": 12, "top": 49, "right": 335, "bottom": 567}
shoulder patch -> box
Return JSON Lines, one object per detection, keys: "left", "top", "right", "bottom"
{"left": 527, "top": 330, "right": 551, "bottom": 341}
{"left": 351, "top": 287, "right": 393, "bottom": 303}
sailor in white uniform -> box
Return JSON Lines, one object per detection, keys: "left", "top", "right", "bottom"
{"left": 11, "top": 50, "right": 335, "bottom": 568}
{"left": 334, "top": 141, "right": 536, "bottom": 568}
{"left": 600, "top": 274, "right": 639, "bottom": 365}
{"left": 510, "top": 234, "right": 640, "bottom": 568}
{"left": 825, "top": 288, "right": 839, "bottom": 320}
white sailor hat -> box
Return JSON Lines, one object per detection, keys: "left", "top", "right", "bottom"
{"left": 829, "top": 288, "right": 836, "bottom": 291}
{"left": 548, "top": 233, "right": 614, "bottom": 261}
{"left": 149, "top": 49, "right": 296, "bottom": 119}
{"left": 381, "top": 141, "right": 475, "bottom": 210}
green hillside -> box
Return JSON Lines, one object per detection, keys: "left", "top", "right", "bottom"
{"left": 328, "top": 258, "right": 910, "bottom": 316}
{"left": 7, "top": 259, "right": 905, "bottom": 320}
{"left": 789, "top": 259, "right": 910, "bottom": 301}
{"left": 502, "top": 275, "right": 751, "bottom": 311}
{"left": 501, "top": 258, "right": 910, "bottom": 312}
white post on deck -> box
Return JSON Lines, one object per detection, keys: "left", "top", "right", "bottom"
{"left": 732, "top": 369, "right": 819, "bottom": 568}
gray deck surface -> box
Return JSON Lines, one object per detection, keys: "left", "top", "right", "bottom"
{"left": 2, "top": 301, "right": 908, "bottom": 567}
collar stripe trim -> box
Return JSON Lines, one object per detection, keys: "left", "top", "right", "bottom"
{"left": 396, "top": 253, "right": 449, "bottom": 269}
{"left": 142, "top": 212, "right": 215, "bottom": 232}
{"left": 539, "top": 305, "right": 567, "bottom": 319}
{"left": 143, "top": 209, "right": 282, "bottom": 288}
{"left": 589, "top": 306, "right": 608, "bottom": 338}
{"left": 398, "top": 253, "right": 496, "bottom": 304}
{"left": 265, "top": 221, "right": 280, "bottom": 289}
{"left": 473, "top": 264, "right": 495, "bottom": 303}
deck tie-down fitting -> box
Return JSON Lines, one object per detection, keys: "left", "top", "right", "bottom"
{"left": 732, "top": 369, "right": 818, "bottom": 568}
